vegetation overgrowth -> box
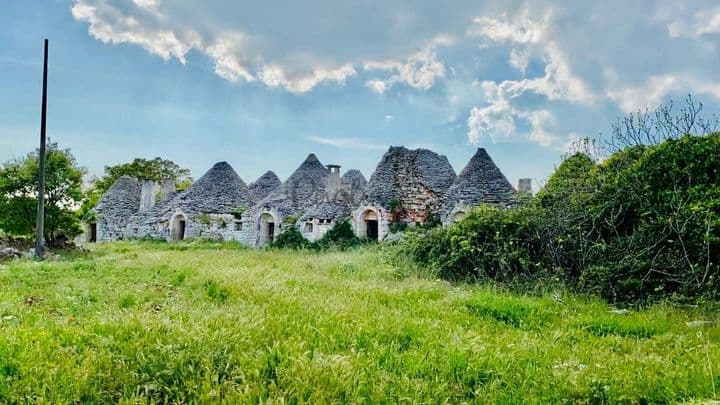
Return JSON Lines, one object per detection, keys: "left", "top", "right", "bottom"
{"left": 0, "top": 241, "right": 718, "bottom": 402}
{"left": 272, "top": 220, "right": 371, "bottom": 251}
{"left": 395, "top": 106, "right": 720, "bottom": 303}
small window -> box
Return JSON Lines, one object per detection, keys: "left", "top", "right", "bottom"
{"left": 235, "top": 222, "right": 243, "bottom": 231}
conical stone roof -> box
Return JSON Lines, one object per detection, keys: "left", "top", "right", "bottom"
{"left": 169, "top": 161, "right": 253, "bottom": 214}
{"left": 441, "top": 148, "right": 515, "bottom": 216}
{"left": 94, "top": 175, "right": 141, "bottom": 217}
{"left": 248, "top": 153, "right": 330, "bottom": 218}
{"left": 366, "top": 146, "right": 456, "bottom": 206}
{"left": 341, "top": 169, "right": 367, "bottom": 194}
{"left": 248, "top": 170, "right": 281, "bottom": 202}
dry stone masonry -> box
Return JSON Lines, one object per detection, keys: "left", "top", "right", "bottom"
{"left": 439, "top": 148, "right": 516, "bottom": 224}
{"left": 248, "top": 170, "right": 282, "bottom": 202}
{"left": 87, "top": 146, "right": 519, "bottom": 247}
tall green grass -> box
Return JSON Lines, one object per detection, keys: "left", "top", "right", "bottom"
{"left": 0, "top": 241, "right": 717, "bottom": 403}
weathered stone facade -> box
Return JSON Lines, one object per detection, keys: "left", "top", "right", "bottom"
{"left": 365, "top": 146, "right": 457, "bottom": 223}
{"left": 92, "top": 176, "right": 142, "bottom": 242}
{"left": 88, "top": 146, "right": 517, "bottom": 246}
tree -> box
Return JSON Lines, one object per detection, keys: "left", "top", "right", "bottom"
{"left": 0, "top": 142, "right": 85, "bottom": 245}
{"left": 79, "top": 157, "right": 191, "bottom": 220}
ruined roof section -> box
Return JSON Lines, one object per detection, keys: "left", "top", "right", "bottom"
{"left": 300, "top": 201, "right": 350, "bottom": 222}
{"left": 248, "top": 170, "right": 281, "bottom": 202}
{"left": 94, "top": 175, "right": 141, "bottom": 217}
{"left": 366, "top": 146, "right": 457, "bottom": 206}
{"left": 248, "top": 154, "right": 330, "bottom": 218}
{"left": 441, "top": 148, "right": 516, "bottom": 215}
{"left": 341, "top": 169, "right": 367, "bottom": 194}
{"left": 169, "top": 161, "right": 253, "bottom": 214}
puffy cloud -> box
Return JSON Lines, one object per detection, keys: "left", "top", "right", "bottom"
{"left": 71, "top": 0, "right": 466, "bottom": 93}
{"left": 71, "top": 2, "right": 199, "bottom": 63}
{"left": 258, "top": 64, "right": 356, "bottom": 94}
{"left": 364, "top": 46, "right": 446, "bottom": 93}
{"left": 466, "top": 82, "right": 560, "bottom": 148}
{"left": 467, "top": 9, "right": 594, "bottom": 104}
{"left": 365, "top": 80, "right": 388, "bottom": 94}
{"left": 70, "top": 0, "right": 720, "bottom": 149}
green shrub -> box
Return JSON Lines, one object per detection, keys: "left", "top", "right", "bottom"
{"left": 388, "top": 222, "right": 408, "bottom": 233}
{"left": 316, "top": 220, "right": 363, "bottom": 250}
{"left": 397, "top": 205, "right": 546, "bottom": 282}
{"left": 271, "top": 226, "right": 312, "bottom": 250}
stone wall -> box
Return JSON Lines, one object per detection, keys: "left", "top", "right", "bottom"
{"left": 366, "top": 147, "right": 456, "bottom": 223}
{"left": 93, "top": 176, "right": 141, "bottom": 242}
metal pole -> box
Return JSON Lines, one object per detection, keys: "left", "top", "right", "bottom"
{"left": 35, "top": 39, "right": 48, "bottom": 260}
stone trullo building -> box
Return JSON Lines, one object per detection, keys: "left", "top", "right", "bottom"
{"left": 86, "top": 146, "right": 528, "bottom": 247}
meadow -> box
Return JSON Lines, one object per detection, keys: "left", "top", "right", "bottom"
{"left": 0, "top": 241, "right": 718, "bottom": 403}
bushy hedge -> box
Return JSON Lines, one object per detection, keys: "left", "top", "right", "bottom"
{"left": 397, "top": 133, "right": 720, "bottom": 303}
{"left": 271, "top": 220, "right": 371, "bottom": 251}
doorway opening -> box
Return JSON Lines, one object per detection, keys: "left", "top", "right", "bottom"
{"left": 171, "top": 214, "right": 186, "bottom": 241}
{"left": 259, "top": 213, "right": 276, "bottom": 246}
{"left": 364, "top": 210, "right": 379, "bottom": 240}
{"left": 88, "top": 223, "right": 97, "bottom": 243}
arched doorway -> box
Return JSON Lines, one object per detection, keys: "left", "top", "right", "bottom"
{"left": 258, "top": 213, "right": 276, "bottom": 246}
{"left": 171, "top": 214, "right": 186, "bottom": 241}
{"left": 363, "top": 210, "right": 378, "bottom": 240}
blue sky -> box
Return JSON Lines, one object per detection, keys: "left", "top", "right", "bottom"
{"left": 2, "top": 1, "right": 719, "bottom": 188}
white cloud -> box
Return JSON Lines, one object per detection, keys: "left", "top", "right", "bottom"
{"left": 466, "top": 100, "right": 515, "bottom": 144}
{"left": 662, "top": 6, "right": 720, "bottom": 38}
{"left": 467, "top": 80, "right": 562, "bottom": 148}
{"left": 258, "top": 64, "right": 356, "bottom": 94}
{"left": 71, "top": 2, "right": 198, "bottom": 64}
{"left": 525, "top": 109, "right": 555, "bottom": 147}
{"left": 467, "top": 9, "right": 595, "bottom": 104}
{"left": 69, "top": 0, "right": 720, "bottom": 141}
{"left": 468, "top": 9, "right": 547, "bottom": 44}
{"left": 364, "top": 46, "right": 446, "bottom": 93}
{"left": 607, "top": 74, "right": 720, "bottom": 112}
{"left": 508, "top": 48, "right": 530, "bottom": 73}
{"left": 71, "top": 0, "right": 456, "bottom": 94}
{"left": 365, "top": 79, "right": 388, "bottom": 94}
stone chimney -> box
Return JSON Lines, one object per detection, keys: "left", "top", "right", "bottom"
{"left": 158, "top": 178, "right": 175, "bottom": 202}
{"left": 139, "top": 180, "right": 157, "bottom": 211}
{"left": 325, "top": 164, "right": 341, "bottom": 198}
{"left": 518, "top": 178, "right": 532, "bottom": 195}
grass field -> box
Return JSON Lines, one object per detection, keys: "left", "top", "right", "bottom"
{"left": 0, "top": 241, "right": 718, "bottom": 403}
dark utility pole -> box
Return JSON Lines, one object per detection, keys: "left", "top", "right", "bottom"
{"left": 35, "top": 39, "right": 49, "bottom": 260}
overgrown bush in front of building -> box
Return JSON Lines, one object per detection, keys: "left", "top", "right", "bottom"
{"left": 315, "top": 220, "right": 364, "bottom": 249}
{"left": 396, "top": 205, "right": 548, "bottom": 282}
{"left": 272, "top": 220, "right": 368, "bottom": 251}
{"left": 396, "top": 96, "right": 720, "bottom": 304}
{"left": 270, "top": 226, "right": 313, "bottom": 250}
